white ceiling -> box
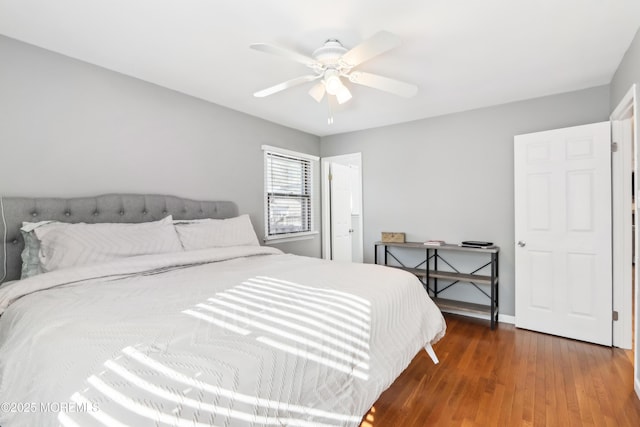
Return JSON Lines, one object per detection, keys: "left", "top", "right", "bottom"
{"left": 1, "top": 0, "right": 639, "bottom": 137}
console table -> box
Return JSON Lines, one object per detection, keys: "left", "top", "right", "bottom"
{"left": 374, "top": 241, "right": 499, "bottom": 329}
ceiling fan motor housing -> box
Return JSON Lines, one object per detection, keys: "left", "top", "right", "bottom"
{"left": 312, "top": 39, "right": 348, "bottom": 66}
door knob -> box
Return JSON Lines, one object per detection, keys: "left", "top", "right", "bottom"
{"left": 517, "top": 241, "right": 526, "bottom": 247}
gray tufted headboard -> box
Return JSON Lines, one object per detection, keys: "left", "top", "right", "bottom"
{"left": 0, "top": 194, "right": 238, "bottom": 285}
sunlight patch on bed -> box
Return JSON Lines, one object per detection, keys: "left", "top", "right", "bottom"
{"left": 247, "top": 277, "right": 371, "bottom": 321}
{"left": 58, "top": 276, "right": 371, "bottom": 426}
{"left": 58, "top": 345, "right": 360, "bottom": 426}
{"left": 224, "top": 287, "right": 370, "bottom": 338}
{"left": 120, "top": 346, "right": 362, "bottom": 422}
{"left": 185, "top": 276, "right": 373, "bottom": 376}
{"left": 58, "top": 392, "right": 128, "bottom": 427}
{"left": 94, "top": 362, "right": 339, "bottom": 427}
{"left": 182, "top": 308, "right": 251, "bottom": 335}
{"left": 195, "top": 300, "right": 370, "bottom": 361}
{"left": 216, "top": 292, "right": 369, "bottom": 347}
{"left": 235, "top": 282, "right": 369, "bottom": 329}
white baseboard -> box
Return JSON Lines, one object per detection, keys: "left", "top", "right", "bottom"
{"left": 439, "top": 308, "right": 488, "bottom": 321}
{"left": 439, "top": 308, "right": 515, "bottom": 325}
{"left": 498, "top": 314, "right": 515, "bottom": 324}
{"left": 635, "top": 377, "right": 640, "bottom": 400}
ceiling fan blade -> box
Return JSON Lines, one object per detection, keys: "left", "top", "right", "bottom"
{"left": 348, "top": 71, "right": 418, "bottom": 98}
{"left": 308, "top": 82, "right": 326, "bottom": 103}
{"left": 250, "top": 43, "right": 319, "bottom": 68}
{"left": 340, "top": 31, "right": 401, "bottom": 68}
{"left": 254, "top": 75, "right": 321, "bottom": 98}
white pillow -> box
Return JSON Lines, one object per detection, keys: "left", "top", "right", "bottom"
{"left": 34, "top": 216, "right": 184, "bottom": 272}
{"left": 174, "top": 214, "right": 260, "bottom": 250}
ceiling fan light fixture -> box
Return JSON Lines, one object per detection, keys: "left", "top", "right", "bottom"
{"left": 324, "top": 70, "right": 343, "bottom": 95}
{"left": 336, "top": 85, "right": 352, "bottom": 104}
{"left": 308, "top": 82, "right": 325, "bottom": 103}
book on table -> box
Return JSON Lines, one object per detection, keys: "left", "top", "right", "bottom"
{"left": 424, "top": 240, "right": 446, "bottom": 246}
{"left": 459, "top": 240, "right": 494, "bottom": 248}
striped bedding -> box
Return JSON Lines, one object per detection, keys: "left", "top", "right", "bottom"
{"left": 0, "top": 247, "right": 445, "bottom": 426}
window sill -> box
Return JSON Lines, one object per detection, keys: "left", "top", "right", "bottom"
{"left": 264, "top": 231, "right": 319, "bottom": 245}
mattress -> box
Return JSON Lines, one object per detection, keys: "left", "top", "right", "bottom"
{"left": 0, "top": 246, "right": 445, "bottom": 426}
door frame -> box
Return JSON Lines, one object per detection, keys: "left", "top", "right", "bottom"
{"left": 321, "top": 153, "right": 363, "bottom": 261}
{"left": 610, "top": 83, "right": 639, "bottom": 399}
{"left": 611, "top": 84, "right": 636, "bottom": 350}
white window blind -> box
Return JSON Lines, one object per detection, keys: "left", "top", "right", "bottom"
{"left": 263, "top": 146, "right": 317, "bottom": 240}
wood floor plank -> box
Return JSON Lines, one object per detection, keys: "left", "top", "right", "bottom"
{"left": 362, "top": 314, "right": 640, "bottom": 426}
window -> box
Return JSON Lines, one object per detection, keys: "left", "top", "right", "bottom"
{"left": 263, "top": 145, "right": 318, "bottom": 242}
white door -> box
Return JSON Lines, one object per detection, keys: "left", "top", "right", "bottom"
{"left": 514, "top": 122, "right": 612, "bottom": 346}
{"left": 330, "top": 163, "right": 353, "bottom": 262}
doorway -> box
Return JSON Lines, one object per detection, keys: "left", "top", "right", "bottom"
{"left": 611, "top": 83, "right": 639, "bottom": 399}
{"left": 321, "top": 153, "right": 363, "bottom": 262}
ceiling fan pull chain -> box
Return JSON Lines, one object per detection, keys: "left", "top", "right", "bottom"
{"left": 327, "top": 97, "right": 334, "bottom": 125}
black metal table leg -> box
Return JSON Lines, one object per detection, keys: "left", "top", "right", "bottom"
{"left": 490, "top": 252, "right": 496, "bottom": 329}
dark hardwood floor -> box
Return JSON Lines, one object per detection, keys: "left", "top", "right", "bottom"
{"left": 362, "top": 314, "right": 640, "bottom": 426}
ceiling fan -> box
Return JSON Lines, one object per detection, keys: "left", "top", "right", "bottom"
{"left": 250, "top": 31, "right": 418, "bottom": 107}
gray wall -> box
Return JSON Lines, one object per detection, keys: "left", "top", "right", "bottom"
{"left": 611, "top": 27, "right": 640, "bottom": 109}
{"left": 0, "top": 35, "right": 321, "bottom": 257}
{"left": 321, "top": 86, "right": 611, "bottom": 316}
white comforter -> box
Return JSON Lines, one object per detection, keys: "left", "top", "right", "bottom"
{"left": 0, "top": 247, "right": 445, "bottom": 427}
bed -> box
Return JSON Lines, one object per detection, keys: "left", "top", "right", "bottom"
{"left": 0, "top": 194, "right": 445, "bottom": 427}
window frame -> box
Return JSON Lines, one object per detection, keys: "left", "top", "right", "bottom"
{"left": 262, "top": 145, "right": 319, "bottom": 243}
